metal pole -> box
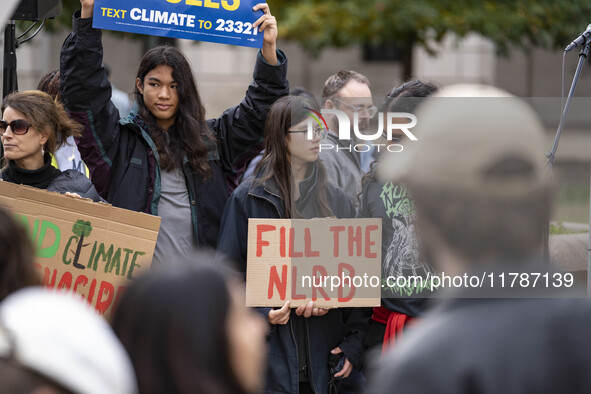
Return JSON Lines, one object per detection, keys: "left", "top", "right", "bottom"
{"left": 588, "top": 168, "right": 591, "bottom": 297}
{"left": 547, "top": 44, "right": 590, "bottom": 170}
{"left": 3, "top": 20, "right": 18, "bottom": 98}
{"left": 545, "top": 44, "right": 591, "bottom": 295}
{"left": 2, "top": 20, "right": 18, "bottom": 160}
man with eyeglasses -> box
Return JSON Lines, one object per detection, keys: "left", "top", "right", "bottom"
{"left": 320, "top": 70, "right": 377, "bottom": 205}
{"left": 319, "top": 71, "right": 376, "bottom": 394}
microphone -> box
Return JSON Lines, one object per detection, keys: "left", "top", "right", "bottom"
{"left": 565, "top": 24, "right": 591, "bottom": 52}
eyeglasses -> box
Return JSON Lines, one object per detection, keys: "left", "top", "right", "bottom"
{"left": 331, "top": 98, "right": 378, "bottom": 119}
{"left": 288, "top": 127, "right": 328, "bottom": 140}
{"left": 0, "top": 119, "right": 31, "bottom": 136}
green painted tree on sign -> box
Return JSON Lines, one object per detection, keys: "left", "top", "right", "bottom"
{"left": 70, "top": 219, "right": 92, "bottom": 269}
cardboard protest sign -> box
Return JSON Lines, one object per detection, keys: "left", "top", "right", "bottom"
{"left": 246, "top": 218, "right": 382, "bottom": 308}
{"left": 93, "top": 0, "right": 264, "bottom": 48}
{"left": 0, "top": 182, "right": 161, "bottom": 319}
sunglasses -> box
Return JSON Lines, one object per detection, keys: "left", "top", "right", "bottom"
{"left": 0, "top": 119, "right": 31, "bottom": 136}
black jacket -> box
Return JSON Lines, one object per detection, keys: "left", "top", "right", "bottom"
{"left": 59, "top": 12, "right": 289, "bottom": 248}
{"left": 217, "top": 163, "right": 367, "bottom": 394}
{"left": 368, "top": 294, "right": 591, "bottom": 393}
{"left": 357, "top": 165, "right": 432, "bottom": 317}
{"left": 1, "top": 170, "right": 102, "bottom": 202}
{"left": 47, "top": 170, "right": 103, "bottom": 202}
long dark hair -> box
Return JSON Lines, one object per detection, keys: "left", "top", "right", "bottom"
{"left": 254, "top": 96, "right": 333, "bottom": 218}
{"left": 135, "top": 46, "right": 216, "bottom": 177}
{"left": 0, "top": 207, "right": 41, "bottom": 302}
{"left": 112, "top": 261, "right": 248, "bottom": 394}
{"left": 36, "top": 69, "right": 61, "bottom": 101}
{"left": 379, "top": 80, "right": 438, "bottom": 113}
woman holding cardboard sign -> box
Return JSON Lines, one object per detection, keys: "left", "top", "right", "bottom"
{"left": 59, "top": 0, "right": 288, "bottom": 265}
{"left": 0, "top": 90, "right": 102, "bottom": 201}
{"left": 217, "top": 96, "right": 366, "bottom": 394}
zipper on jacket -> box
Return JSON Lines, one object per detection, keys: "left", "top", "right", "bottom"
{"left": 183, "top": 161, "right": 200, "bottom": 246}
{"left": 248, "top": 192, "right": 283, "bottom": 218}
{"left": 186, "top": 181, "right": 199, "bottom": 246}
{"left": 134, "top": 123, "right": 162, "bottom": 215}
{"left": 304, "top": 320, "right": 318, "bottom": 394}
{"left": 250, "top": 187, "right": 307, "bottom": 392}
{"left": 288, "top": 316, "right": 301, "bottom": 393}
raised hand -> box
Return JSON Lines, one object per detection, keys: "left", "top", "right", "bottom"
{"left": 80, "top": 0, "right": 94, "bottom": 18}
{"left": 252, "top": 3, "right": 278, "bottom": 65}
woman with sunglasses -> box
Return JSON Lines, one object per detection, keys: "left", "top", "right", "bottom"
{"left": 217, "top": 95, "right": 367, "bottom": 394}
{"left": 0, "top": 90, "right": 102, "bottom": 201}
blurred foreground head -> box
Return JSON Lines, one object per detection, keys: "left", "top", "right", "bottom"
{"left": 112, "top": 256, "right": 267, "bottom": 394}
{"left": 0, "top": 288, "right": 137, "bottom": 394}
{"left": 379, "top": 84, "right": 552, "bottom": 271}
{"left": 0, "top": 206, "right": 40, "bottom": 302}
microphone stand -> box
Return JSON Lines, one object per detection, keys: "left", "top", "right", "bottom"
{"left": 3, "top": 20, "right": 18, "bottom": 98}
{"left": 2, "top": 19, "right": 18, "bottom": 160}
{"left": 546, "top": 41, "right": 591, "bottom": 297}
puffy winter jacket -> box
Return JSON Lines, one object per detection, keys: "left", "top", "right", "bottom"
{"left": 1, "top": 154, "right": 102, "bottom": 202}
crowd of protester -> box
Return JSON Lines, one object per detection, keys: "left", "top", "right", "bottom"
{"left": 0, "top": 0, "right": 590, "bottom": 393}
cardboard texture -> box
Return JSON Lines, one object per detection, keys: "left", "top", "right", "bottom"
{"left": 0, "top": 182, "right": 161, "bottom": 318}
{"left": 246, "top": 218, "right": 382, "bottom": 308}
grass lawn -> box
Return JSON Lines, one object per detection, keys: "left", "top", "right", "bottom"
{"left": 552, "top": 185, "right": 590, "bottom": 225}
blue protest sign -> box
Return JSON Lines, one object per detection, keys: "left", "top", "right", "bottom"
{"left": 92, "top": 0, "right": 264, "bottom": 48}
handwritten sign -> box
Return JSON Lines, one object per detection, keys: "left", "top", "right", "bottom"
{"left": 0, "top": 182, "right": 161, "bottom": 319}
{"left": 93, "top": 0, "right": 264, "bottom": 48}
{"left": 246, "top": 218, "right": 382, "bottom": 308}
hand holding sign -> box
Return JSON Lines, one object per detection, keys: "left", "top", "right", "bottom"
{"left": 295, "top": 301, "right": 329, "bottom": 318}
{"left": 92, "top": 0, "right": 268, "bottom": 49}
{"left": 64, "top": 192, "right": 82, "bottom": 199}
{"left": 81, "top": 0, "right": 94, "bottom": 18}
{"left": 268, "top": 300, "right": 290, "bottom": 325}
{"left": 252, "top": 3, "right": 277, "bottom": 65}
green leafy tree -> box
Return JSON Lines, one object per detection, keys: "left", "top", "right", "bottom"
{"left": 46, "top": 0, "right": 591, "bottom": 77}
{"left": 43, "top": 0, "right": 171, "bottom": 51}
{"left": 272, "top": 0, "right": 591, "bottom": 77}
{"left": 45, "top": 0, "right": 98, "bottom": 31}
{"left": 70, "top": 219, "right": 92, "bottom": 269}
